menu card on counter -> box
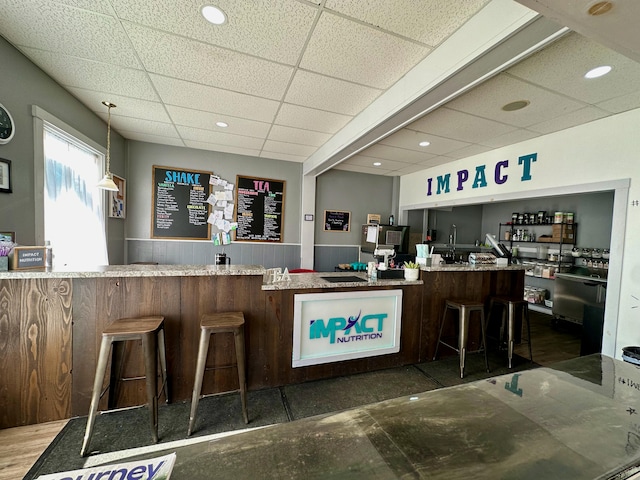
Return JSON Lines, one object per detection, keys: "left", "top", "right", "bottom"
{"left": 152, "top": 165, "right": 212, "bottom": 240}
{"left": 235, "top": 175, "right": 285, "bottom": 242}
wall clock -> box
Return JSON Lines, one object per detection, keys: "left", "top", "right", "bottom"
{"left": 0, "top": 103, "right": 15, "bottom": 144}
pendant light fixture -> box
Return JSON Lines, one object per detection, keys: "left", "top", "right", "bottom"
{"left": 97, "top": 101, "right": 119, "bottom": 191}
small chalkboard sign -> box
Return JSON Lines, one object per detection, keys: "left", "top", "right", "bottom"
{"left": 151, "top": 166, "right": 212, "bottom": 240}
{"left": 324, "top": 210, "right": 350, "bottom": 232}
{"left": 10, "top": 246, "right": 46, "bottom": 270}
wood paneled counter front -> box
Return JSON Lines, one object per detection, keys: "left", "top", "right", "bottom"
{"left": 0, "top": 264, "right": 524, "bottom": 428}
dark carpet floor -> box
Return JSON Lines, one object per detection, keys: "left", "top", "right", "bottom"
{"left": 26, "top": 351, "right": 539, "bottom": 479}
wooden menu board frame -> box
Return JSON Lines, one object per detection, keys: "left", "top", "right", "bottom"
{"left": 235, "top": 175, "right": 285, "bottom": 243}
{"left": 151, "top": 165, "right": 212, "bottom": 240}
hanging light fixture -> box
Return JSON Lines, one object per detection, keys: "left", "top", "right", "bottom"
{"left": 97, "top": 101, "right": 119, "bottom": 191}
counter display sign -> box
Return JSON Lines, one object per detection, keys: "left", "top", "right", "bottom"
{"left": 292, "top": 290, "right": 403, "bottom": 367}
{"left": 152, "top": 166, "right": 212, "bottom": 240}
{"left": 235, "top": 175, "right": 285, "bottom": 242}
{"left": 9, "top": 246, "right": 46, "bottom": 270}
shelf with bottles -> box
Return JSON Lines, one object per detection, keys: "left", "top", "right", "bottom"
{"left": 499, "top": 222, "right": 577, "bottom": 244}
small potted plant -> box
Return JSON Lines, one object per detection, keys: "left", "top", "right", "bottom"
{"left": 403, "top": 261, "right": 420, "bottom": 281}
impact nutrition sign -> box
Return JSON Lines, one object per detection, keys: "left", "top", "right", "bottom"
{"left": 292, "top": 290, "right": 402, "bottom": 367}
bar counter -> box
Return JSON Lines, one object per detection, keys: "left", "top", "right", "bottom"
{"left": 0, "top": 263, "right": 525, "bottom": 429}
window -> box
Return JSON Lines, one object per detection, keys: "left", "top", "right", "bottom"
{"left": 33, "top": 106, "right": 109, "bottom": 267}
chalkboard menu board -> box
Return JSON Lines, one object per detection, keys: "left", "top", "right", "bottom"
{"left": 152, "top": 166, "right": 211, "bottom": 240}
{"left": 235, "top": 175, "right": 285, "bottom": 242}
{"left": 323, "top": 210, "right": 351, "bottom": 231}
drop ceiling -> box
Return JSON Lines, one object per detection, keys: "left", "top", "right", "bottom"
{"left": 1, "top": 0, "right": 639, "bottom": 176}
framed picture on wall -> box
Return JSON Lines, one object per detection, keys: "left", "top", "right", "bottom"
{"left": 0, "top": 158, "right": 12, "bottom": 193}
{"left": 323, "top": 210, "right": 350, "bottom": 232}
{"left": 109, "top": 174, "right": 126, "bottom": 218}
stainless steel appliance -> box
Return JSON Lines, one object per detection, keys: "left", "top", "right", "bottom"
{"left": 554, "top": 271, "right": 607, "bottom": 355}
{"left": 553, "top": 272, "right": 607, "bottom": 325}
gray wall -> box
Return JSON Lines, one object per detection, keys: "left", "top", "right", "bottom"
{"left": 480, "top": 191, "right": 614, "bottom": 250}
{"left": 315, "top": 169, "right": 395, "bottom": 245}
{"left": 428, "top": 205, "right": 484, "bottom": 245}
{"left": 126, "top": 141, "right": 302, "bottom": 242}
{"left": 125, "top": 141, "right": 303, "bottom": 266}
{"left": 0, "top": 37, "right": 126, "bottom": 263}
{"left": 125, "top": 144, "right": 400, "bottom": 269}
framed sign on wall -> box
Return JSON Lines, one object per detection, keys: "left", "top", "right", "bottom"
{"left": 235, "top": 175, "right": 285, "bottom": 242}
{"left": 323, "top": 210, "right": 350, "bottom": 232}
{"left": 0, "top": 158, "right": 12, "bottom": 193}
{"left": 109, "top": 174, "right": 126, "bottom": 218}
{"left": 151, "top": 165, "right": 212, "bottom": 240}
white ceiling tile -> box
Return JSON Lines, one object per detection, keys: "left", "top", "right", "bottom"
{"left": 300, "top": 12, "right": 430, "bottom": 89}
{"left": 150, "top": 75, "right": 280, "bottom": 123}
{"left": 383, "top": 129, "right": 471, "bottom": 155}
{"left": 480, "top": 128, "right": 541, "bottom": 149}
{"left": 409, "top": 107, "right": 518, "bottom": 143}
{"left": 333, "top": 163, "right": 392, "bottom": 175}
{"left": 446, "top": 73, "right": 586, "bottom": 128}
{"left": 285, "top": 70, "right": 382, "bottom": 116}
{"left": 325, "top": 0, "right": 490, "bottom": 46}
{"left": 343, "top": 155, "right": 413, "bottom": 171}
{"left": 119, "top": 130, "right": 185, "bottom": 147}
{"left": 445, "top": 144, "right": 494, "bottom": 160}
{"left": 507, "top": 32, "right": 640, "bottom": 104}
{"left": 110, "top": 0, "right": 317, "bottom": 65}
{"left": 597, "top": 91, "right": 640, "bottom": 114}
{"left": 124, "top": 22, "right": 294, "bottom": 99}
{"left": 392, "top": 163, "right": 436, "bottom": 176}
{"left": 166, "top": 105, "right": 271, "bottom": 139}
{"left": 267, "top": 125, "right": 331, "bottom": 147}
{"left": 47, "top": 0, "right": 114, "bottom": 15}
{"left": 183, "top": 141, "right": 261, "bottom": 158}
{"left": 424, "top": 156, "right": 458, "bottom": 168}
{"left": 177, "top": 126, "right": 265, "bottom": 149}
{"left": 275, "top": 104, "right": 352, "bottom": 134}
{"left": 360, "top": 143, "right": 433, "bottom": 163}
{"left": 0, "top": 1, "right": 140, "bottom": 68}
{"left": 19, "top": 48, "right": 158, "bottom": 100}
{"left": 516, "top": 0, "right": 640, "bottom": 64}
{"left": 67, "top": 87, "right": 171, "bottom": 123}
{"left": 259, "top": 151, "right": 307, "bottom": 163}
{"left": 526, "top": 106, "right": 611, "bottom": 135}
{"left": 106, "top": 116, "right": 180, "bottom": 138}
{"left": 262, "top": 140, "right": 318, "bottom": 157}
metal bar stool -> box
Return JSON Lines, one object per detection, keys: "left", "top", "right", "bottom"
{"left": 81, "top": 315, "right": 168, "bottom": 456}
{"left": 433, "top": 299, "right": 490, "bottom": 378}
{"left": 487, "top": 296, "right": 533, "bottom": 368}
{"left": 188, "top": 311, "right": 248, "bottom": 436}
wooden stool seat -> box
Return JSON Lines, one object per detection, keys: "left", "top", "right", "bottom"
{"left": 188, "top": 312, "right": 248, "bottom": 436}
{"left": 433, "top": 299, "right": 490, "bottom": 378}
{"left": 81, "top": 315, "right": 168, "bottom": 456}
{"left": 487, "top": 296, "right": 533, "bottom": 368}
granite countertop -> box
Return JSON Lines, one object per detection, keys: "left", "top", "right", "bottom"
{"left": 262, "top": 271, "right": 423, "bottom": 290}
{"left": 421, "top": 263, "right": 527, "bottom": 272}
{"left": 0, "top": 264, "right": 266, "bottom": 279}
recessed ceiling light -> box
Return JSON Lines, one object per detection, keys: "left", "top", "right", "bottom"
{"left": 419, "top": 141, "right": 430, "bottom": 147}
{"left": 216, "top": 121, "right": 228, "bottom": 128}
{"left": 373, "top": 162, "right": 382, "bottom": 166}
{"left": 202, "top": 5, "right": 227, "bottom": 25}
{"left": 585, "top": 65, "right": 612, "bottom": 79}
{"left": 502, "top": 100, "right": 530, "bottom": 112}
